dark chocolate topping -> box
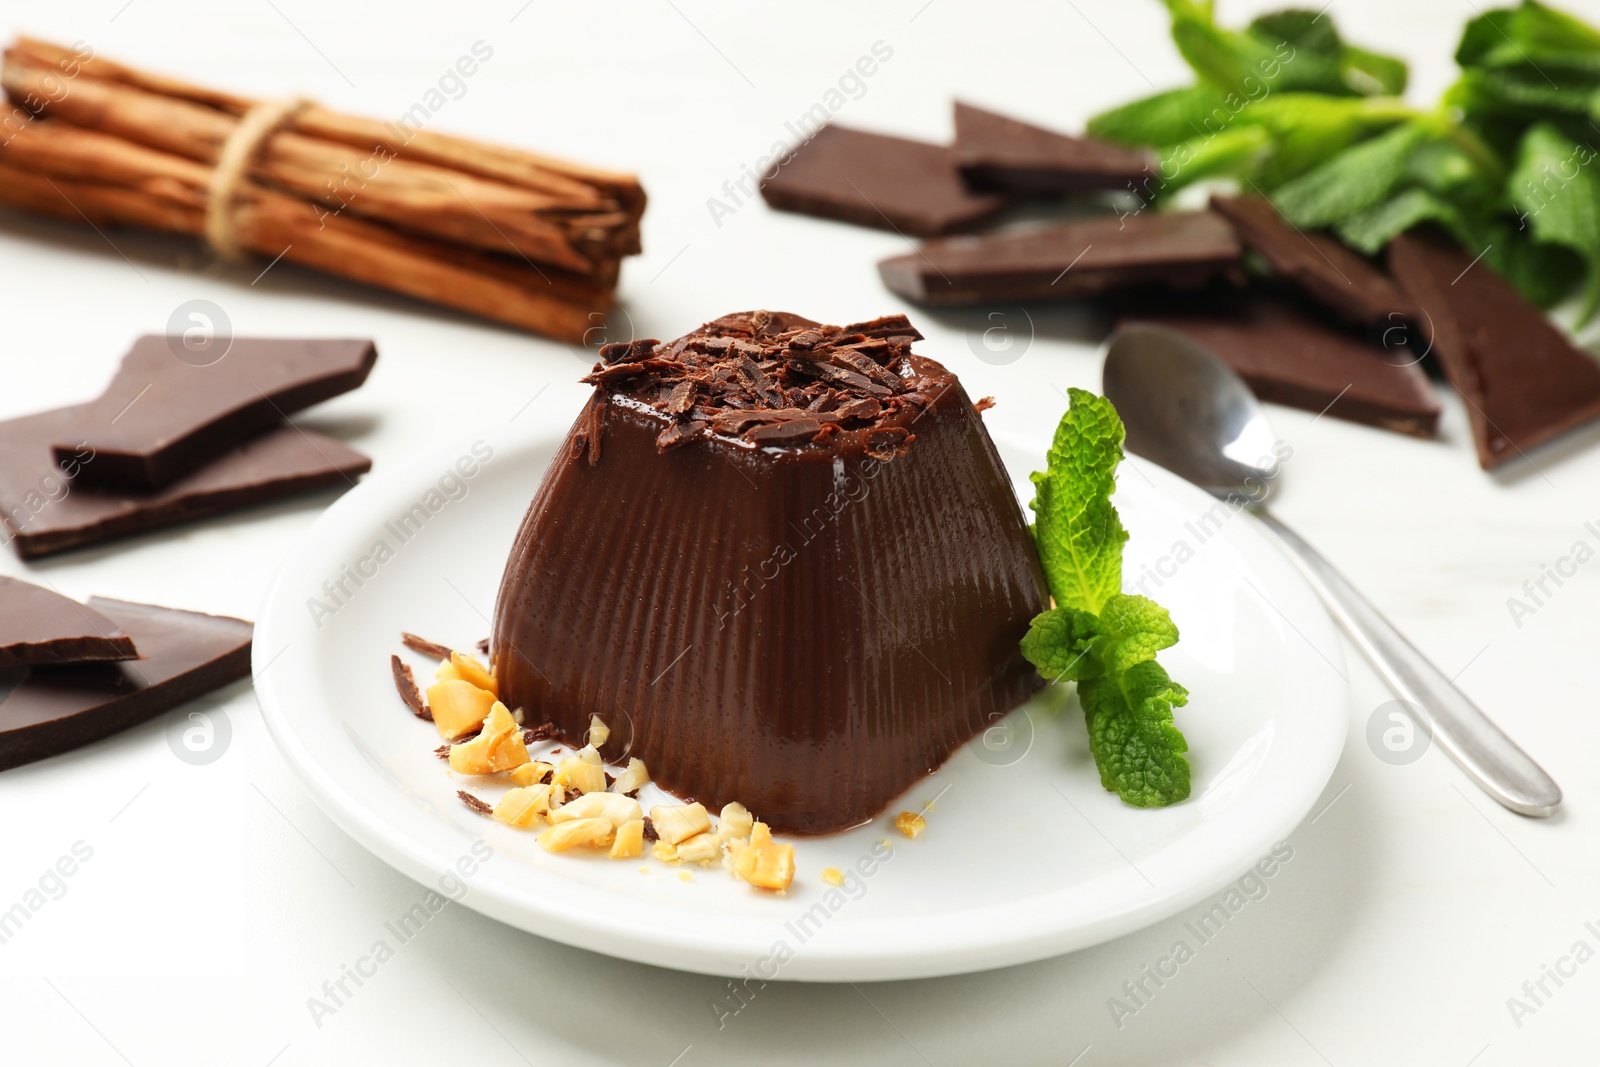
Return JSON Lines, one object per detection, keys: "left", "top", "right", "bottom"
{"left": 0, "top": 576, "right": 139, "bottom": 668}
{"left": 581, "top": 311, "right": 939, "bottom": 454}
{"left": 0, "top": 598, "right": 251, "bottom": 772}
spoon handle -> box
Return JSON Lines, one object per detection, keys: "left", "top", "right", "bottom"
{"left": 1251, "top": 508, "right": 1561, "bottom": 817}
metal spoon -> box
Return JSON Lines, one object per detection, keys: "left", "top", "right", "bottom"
{"left": 1101, "top": 322, "right": 1561, "bottom": 818}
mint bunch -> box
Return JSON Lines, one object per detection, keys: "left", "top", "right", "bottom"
{"left": 1021, "top": 389, "right": 1191, "bottom": 808}
{"left": 1089, "top": 0, "right": 1600, "bottom": 324}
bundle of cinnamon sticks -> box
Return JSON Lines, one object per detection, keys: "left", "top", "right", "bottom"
{"left": 0, "top": 38, "right": 644, "bottom": 342}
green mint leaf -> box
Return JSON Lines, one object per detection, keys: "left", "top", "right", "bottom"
{"left": 1028, "top": 387, "right": 1127, "bottom": 615}
{"left": 1243, "top": 93, "right": 1417, "bottom": 186}
{"left": 1342, "top": 45, "right": 1410, "bottom": 96}
{"left": 1086, "top": 85, "right": 1229, "bottom": 147}
{"left": 1094, "top": 594, "right": 1181, "bottom": 675}
{"left": 1509, "top": 122, "right": 1600, "bottom": 321}
{"left": 1334, "top": 187, "right": 1467, "bottom": 254}
{"left": 1080, "top": 661, "right": 1192, "bottom": 807}
{"left": 1272, "top": 121, "right": 1429, "bottom": 227}
{"left": 1456, "top": 7, "right": 1520, "bottom": 67}
{"left": 1157, "top": 124, "right": 1275, "bottom": 194}
{"left": 1248, "top": 9, "right": 1343, "bottom": 57}
{"left": 1516, "top": 0, "right": 1600, "bottom": 54}
{"left": 1020, "top": 608, "right": 1104, "bottom": 682}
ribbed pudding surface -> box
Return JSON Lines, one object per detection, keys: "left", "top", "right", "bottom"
{"left": 492, "top": 310, "right": 1046, "bottom": 834}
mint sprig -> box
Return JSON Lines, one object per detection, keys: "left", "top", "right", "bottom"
{"left": 1022, "top": 389, "right": 1192, "bottom": 807}
{"left": 1090, "top": 1, "right": 1600, "bottom": 324}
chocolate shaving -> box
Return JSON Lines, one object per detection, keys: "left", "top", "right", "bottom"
{"left": 401, "top": 632, "right": 452, "bottom": 659}
{"left": 581, "top": 361, "right": 647, "bottom": 385}
{"left": 435, "top": 744, "right": 450, "bottom": 759}
{"left": 476, "top": 637, "right": 490, "bottom": 655}
{"left": 664, "top": 379, "right": 697, "bottom": 415}
{"left": 974, "top": 396, "right": 996, "bottom": 413}
{"left": 641, "top": 816, "right": 659, "bottom": 842}
{"left": 835, "top": 397, "right": 882, "bottom": 421}
{"left": 598, "top": 338, "right": 659, "bottom": 364}
{"left": 747, "top": 418, "right": 825, "bottom": 444}
{"left": 841, "top": 314, "right": 924, "bottom": 341}
{"left": 656, "top": 419, "right": 708, "bottom": 452}
{"left": 390, "top": 655, "right": 431, "bottom": 720}
{"left": 458, "top": 790, "right": 493, "bottom": 815}
{"left": 864, "top": 427, "right": 914, "bottom": 461}
{"left": 523, "top": 722, "right": 561, "bottom": 743}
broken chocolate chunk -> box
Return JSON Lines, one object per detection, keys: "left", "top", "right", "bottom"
{"left": 0, "top": 576, "right": 138, "bottom": 668}
{"left": 953, "top": 101, "right": 1155, "bottom": 193}
{"left": 760, "top": 125, "right": 1009, "bottom": 236}
{"left": 0, "top": 598, "right": 251, "bottom": 772}
{"left": 458, "top": 790, "right": 493, "bottom": 815}
{"left": 1210, "top": 195, "right": 1417, "bottom": 328}
{"left": 0, "top": 405, "right": 371, "bottom": 560}
{"left": 1122, "top": 290, "right": 1439, "bottom": 438}
{"left": 1390, "top": 229, "right": 1600, "bottom": 468}
{"left": 878, "top": 211, "right": 1241, "bottom": 305}
{"left": 53, "top": 336, "right": 376, "bottom": 492}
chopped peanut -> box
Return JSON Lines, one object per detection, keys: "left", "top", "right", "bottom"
{"left": 651, "top": 840, "right": 680, "bottom": 863}
{"left": 551, "top": 791, "right": 642, "bottom": 828}
{"left": 610, "top": 819, "right": 645, "bottom": 859}
{"left": 586, "top": 714, "right": 610, "bottom": 749}
{"left": 611, "top": 757, "right": 650, "bottom": 794}
{"left": 650, "top": 802, "right": 711, "bottom": 845}
{"left": 538, "top": 818, "right": 614, "bottom": 852}
{"left": 894, "top": 811, "right": 927, "bottom": 839}
{"left": 447, "top": 651, "right": 498, "bottom": 696}
{"left": 425, "top": 678, "right": 496, "bottom": 740}
{"left": 448, "top": 702, "right": 530, "bottom": 775}
{"left": 718, "top": 801, "right": 753, "bottom": 840}
{"left": 822, "top": 867, "right": 845, "bottom": 886}
{"left": 552, "top": 746, "right": 606, "bottom": 795}
{"left": 493, "top": 785, "right": 553, "bottom": 829}
{"left": 732, "top": 822, "right": 794, "bottom": 891}
{"left": 509, "top": 761, "right": 553, "bottom": 788}
{"left": 676, "top": 833, "right": 721, "bottom": 866}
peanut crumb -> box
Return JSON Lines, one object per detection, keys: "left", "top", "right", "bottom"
{"left": 822, "top": 867, "right": 845, "bottom": 886}
{"left": 894, "top": 811, "right": 927, "bottom": 839}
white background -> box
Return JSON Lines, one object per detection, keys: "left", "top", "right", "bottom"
{"left": 1, "top": 0, "right": 1598, "bottom": 1064}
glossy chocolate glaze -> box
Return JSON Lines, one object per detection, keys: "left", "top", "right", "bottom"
{"left": 492, "top": 311, "right": 1046, "bottom": 834}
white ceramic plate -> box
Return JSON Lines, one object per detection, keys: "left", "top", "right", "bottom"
{"left": 254, "top": 424, "right": 1346, "bottom": 982}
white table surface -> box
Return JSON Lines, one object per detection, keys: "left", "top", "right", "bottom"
{"left": 2, "top": 1, "right": 1598, "bottom": 1064}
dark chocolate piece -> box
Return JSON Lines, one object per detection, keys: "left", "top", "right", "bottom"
{"left": 760, "top": 125, "right": 1008, "bottom": 236}
{"left": 0, "top": 598, "right": 251, "bottom": 772}
{"left": 953, "top": 101, "right": 1154, "bottom": 193}
{"left": 878, "top": 211, "right": 1241, "bottom": 305}
{"left": 458, "top": 790, "right": 493, "bottom": 815}
{"left": 400, "top": 632, "right": 452, "bottom": 660}
{"left": 493, "top": 310, "right": 1047, "bottom": 834}
{"left": 0, "top": 405, "right": 372, "bottom": 560}
{"left": 1389, "top": 229, "right": 1600, "bottom": 469}
{"left": 0, "top": 576, "right": 139, "bottom": 668}
{"left": 1123, "top": 291, "right": 1440, "bottom": 438}
{"left": 390, "top": 655, "right": 430, "bottom": 720}
{"left": 52, "top": 336, "right": 376, "bottom": 491}
{"left": 1210, "top": 195, "right": 1417, "bottom": 328}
